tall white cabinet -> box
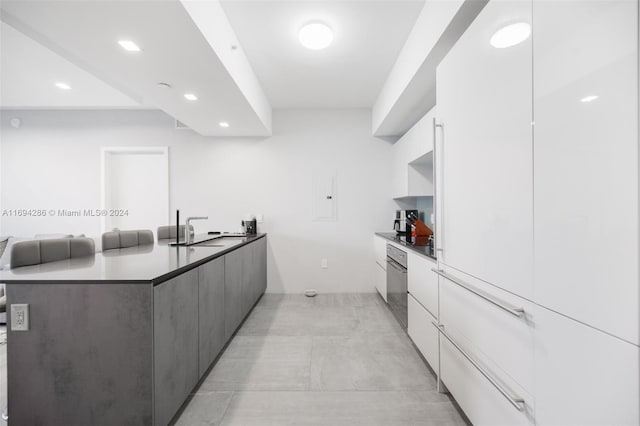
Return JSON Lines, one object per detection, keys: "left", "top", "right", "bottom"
{"left": 533, "top": 0, "right": 639, "bottom": 346}
{"left": 436, "top": 0, "right": 533, "bottom": 300}
{"left": 432, "top": 0, "right": 640, "bottom": 424}
{"left": 532, "top": 1, "right": 640, "bottom": 424}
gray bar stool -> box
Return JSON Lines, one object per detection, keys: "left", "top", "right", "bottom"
{"left": 102, "top": 230, "right": 154, "bottom": 251}
{"left": 157, "top": 225, "right": 194, "bottom": 241}
{"left": 10, "top": 237, "right": 95, "bottom": 269}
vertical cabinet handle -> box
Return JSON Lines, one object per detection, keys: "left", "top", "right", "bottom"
{"left": 432, "top": 118, "right": 444, "bottom": 256}
{"left": 432, "top": 322, "right": 526, "bottom": 412}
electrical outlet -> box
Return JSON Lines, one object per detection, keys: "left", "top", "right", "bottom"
{"left": 321, "top": 258, "right": 328, "bottom": 269}
{"left": 11, "top": 304, "right": 29, "bottom": 331}
{"left": 256, "top": 214, "right": 264, "bottom": 223}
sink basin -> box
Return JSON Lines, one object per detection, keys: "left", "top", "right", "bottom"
{"left": 192, "top": 237, "right": 246, "bottom": 248}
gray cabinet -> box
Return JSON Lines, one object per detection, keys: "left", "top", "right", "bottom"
{"left": 153, "top": 268, "right": 199, "bottom": 426}
{"left": 256, "top": 236, "right": 267, "bottom": 296}
{"left": 242, "top": 237, "right": 268, "bottom": 319}
{"left": 241, "top": 243, "right": 255, "bottom": 317}
{"left": 224, "top": 247, "right": 244, "bottom": 340}
{"left": 225, "top": 237, "right": 267, "bottom": 341}
{"left": 198, "top": 256, "right": 226, "bottom": 377}
{"left": 250, "top": 237, "right": 267, "bottom": 303}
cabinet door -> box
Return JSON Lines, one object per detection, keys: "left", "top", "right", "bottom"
{"left": 240, "top": 243, "right": 255, "bottom": 317}
{"left": 407, "top": 294, "right": 439, "bottom": 373}
{"left": 375, "top": 261, "right": 387, "bottom": 302}
{"left": 224, "top": 247, "right": 244, "bottom": 341}
{"left": 154, "top": 269, "right": 199, "bottom": 426}
{"left": 535, "top": 306, "right": 640, "bottom": 425}
{"left": 256, "top": 237, "right": 267, "bottom": 296}
{"left": 198, "top": 256, "right": 225, "bottom": 377}
{"left": 407, "top": 252, "right": 437, "bottom": 318}
{"left": 533, "top": 0, "right": 638, "bottom": 344}
{"left": 436, "top": 0, "right": 533, "bottom": 299}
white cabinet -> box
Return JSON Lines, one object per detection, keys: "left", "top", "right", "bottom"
{"left": 373, "top": 235, "right": 387, "bottom": 301}
{"left": 440, "top": 327, "right": 534, "bottom": 426}
{"left": 407, "top": 251, "right": 437, "bottom": 318}
{"left": 436, "top": 0, "right": 533, "bottom": 299}
{"left": 392, "top": 109, "right": 435, "bottom": 199}
{"left": 439, "top": 267, "right": 535, "bottom": 395}
{"left": 532, "top": 0, "right": 639, "bottom": 344}
{"left": 534, "top": 306, "right": 640, "bottom": 426}
{"left": 408, "top": 295, "right": 438, "bottom": 373}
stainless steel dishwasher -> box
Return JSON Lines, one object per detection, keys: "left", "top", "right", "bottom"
{"left": 386, "top": 244, "right": 408, "bottom": 328}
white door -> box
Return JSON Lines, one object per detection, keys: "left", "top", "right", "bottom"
{"left": 102, "top": 147, "right": 169, "bottom": 234}
{"left": 533, "top": 0, "right": 639, "bottom": 344}
{"left": 436, "top": 0, "right": 533, "bottom": 299}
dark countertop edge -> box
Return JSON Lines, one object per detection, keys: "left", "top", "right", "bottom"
{"left": 374, "top": 232, "right": 437, "bottom": 262}
{"left": 2, "top": 234, "right": 267, "bottom": 285}
{"left": 151, "top": 234, "right": 266, "bottom": 286}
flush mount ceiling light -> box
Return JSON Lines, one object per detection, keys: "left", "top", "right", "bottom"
{"left": 118, "top": 40, "right": 141, "bottom": 52}
{"left": 184, "top": 93, "right": 198, "bottom": 101}
{"left": 490, "top": 22, "right": 531, "bottom": 48}
{"left": 219, "top": 122, "right": 230, "bottom": 128}
{"left": 298, "top": 22, "right": 333, "bottom": 50}
{"left": 55, "top": 82, "right": 71, "bottom": 90}
{"left": 580, "top": 95, "right": 599, "bottom": 103}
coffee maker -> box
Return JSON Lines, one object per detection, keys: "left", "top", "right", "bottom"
{"left": 394, "top": 210, "right": 419, "bottom": 242}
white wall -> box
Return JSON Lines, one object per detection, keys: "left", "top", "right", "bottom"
{"left": 0, "top": 109, "right": 394, "bottom": 293}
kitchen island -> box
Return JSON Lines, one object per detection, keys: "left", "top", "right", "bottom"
{"left": 0, "top": 233, "right": 267, "bottom": 426}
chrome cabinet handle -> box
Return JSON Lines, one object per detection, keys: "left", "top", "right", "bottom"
{"left": 432, "top": 322, "right": 526, "bottom": 412}
{"left": 387, "top": 260, "right": 407, "bottom": 274}
{"left": 432, "top": 269, "right": 525, "bottom": 318}
{"left": 432, "top": 118, "right": 444, "bottom": 255}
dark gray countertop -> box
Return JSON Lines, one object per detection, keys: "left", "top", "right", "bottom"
{"left": 0, "top": 233, "right": 266, "bottom": 285}
{"left": 375, "top": 232, "right": 437, "bottom": 261}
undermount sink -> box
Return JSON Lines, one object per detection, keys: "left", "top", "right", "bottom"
{"left": 192, "top": 237, "right": 245, "bottom": 248}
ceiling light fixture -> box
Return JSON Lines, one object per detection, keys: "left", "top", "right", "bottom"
{"left": 55, "top": 82, "right": 71, "bottom": 90}
{"left": 118, "top": 40, "right": 141, "bottom": 52}
{"left": 490, "top": 22, "right": 531, "bottom": 48}
{"left": 580, "top": 95, "right": 599, "bottom": 103}
{"left": 219, "top": 122, "right": 230, "bottom": 128}
{"left": 184, "top": 93, "right": 198, "bottom": 101}
{"left": 299, "top": 22, "right": 333, "bottom": 50}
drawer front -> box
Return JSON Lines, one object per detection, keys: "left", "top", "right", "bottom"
{"left": 375, "top": 261, "right": 387, "bottom": 302}
{"left": 408, "top": 294, "right": 438, "bottom": 372}
{"left": 440, "top": 327, "right": 534, "bottom": 426}
{"left": 407, "top": 251, "right": 438, "bottom": 318}
{"left": 439, "top": 266, "right": 534, "bottom": 394}
{"left": 374, "top": 236, "right": 387, "bottom": 269}
{"left": 535, "top": 306, "right": 640, "bottom": 426}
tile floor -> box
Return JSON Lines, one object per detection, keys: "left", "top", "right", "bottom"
{"left": 174, "top": 294, "right": 469, "bottom": 426}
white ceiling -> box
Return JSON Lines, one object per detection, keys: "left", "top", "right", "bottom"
{"left": 1, "top": 0, "right": 272, "bottom": 136}
{"left": 0, "top": 22, "right": 140, "bottom": 109}
{"left": 220, "top": 0, "right": 425, "bottom": 109}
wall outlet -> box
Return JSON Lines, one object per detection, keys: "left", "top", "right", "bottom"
{"left": 11, "top": 304, "right": 29, "bottom": 331}
{"left": 321, "top": 258, "right": 328, "bottom": 269}
{"left": 256, "top": 214, "right": 264, "bottom": 223}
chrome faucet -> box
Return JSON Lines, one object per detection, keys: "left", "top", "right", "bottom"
{"left": 184, "top": 216, "right": 208, "bottom": 245}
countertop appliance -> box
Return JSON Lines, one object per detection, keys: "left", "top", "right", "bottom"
{"left": 394, "top": 209, "right": 418, "bottom": 243}
{"left": 386, "top": 243, "right": 408, "bottom": 329}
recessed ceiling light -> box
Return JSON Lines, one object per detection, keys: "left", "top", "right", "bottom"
{"left": 219, "top": 122, "right": 230, "bottom": 128}
{"left": 490, "top": 22, "right": 531, "bottom": 48}
{"left": 55, "top": 82, "right": 71, "bottom": 90}
{"left": 299, "top": 22, "right": 333, "bottom": 50}
{"left": 156, "top": 82, "right": 172, "bottom": 89}
{"left": 118, "top": 40, "right": 141, "bottom": 52}
{"left": 184, "top": 93, "right": 198, "bottom": 101}
{"left": 580, "top": 95, "right": 599, "bottom": 103}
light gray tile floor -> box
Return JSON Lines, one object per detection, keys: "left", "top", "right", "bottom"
{"left": 175, "top": 294, "right": 469, "bottom": 426}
